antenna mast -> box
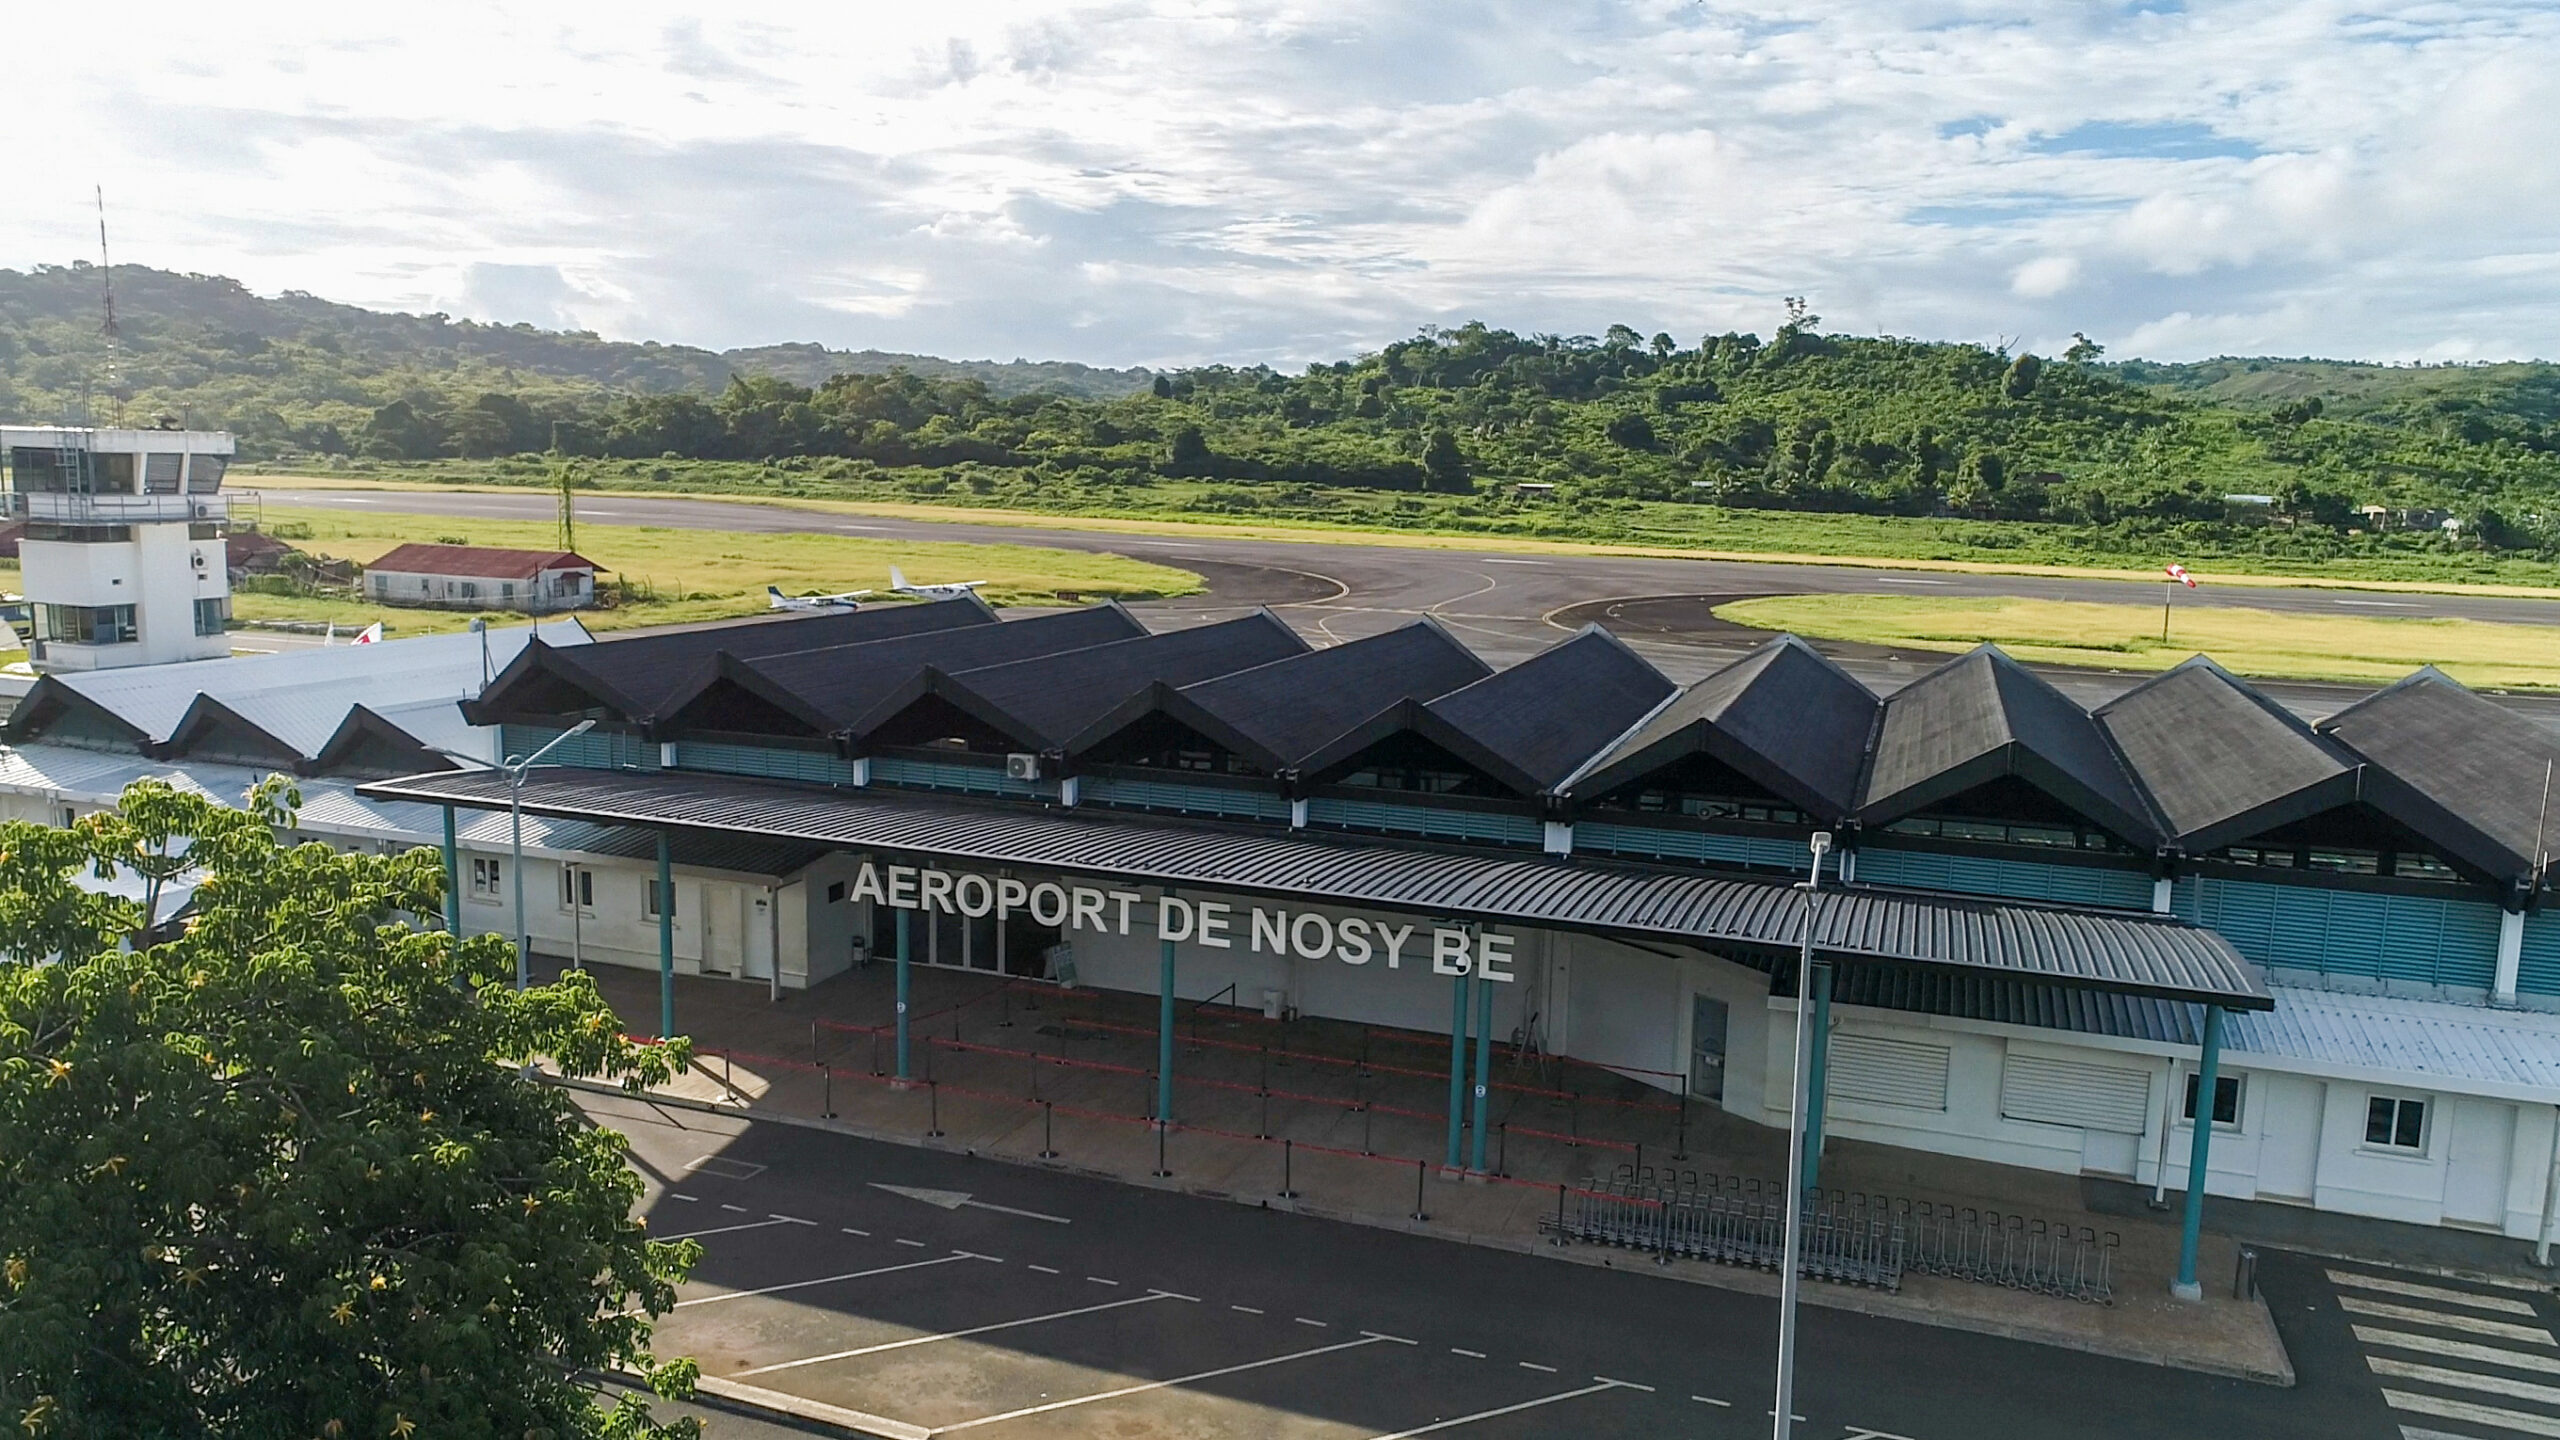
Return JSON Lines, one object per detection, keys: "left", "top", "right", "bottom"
{"left": 96, "top": 185, "right": 125, "bottom": 425}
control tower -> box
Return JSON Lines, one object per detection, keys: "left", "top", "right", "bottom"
{"left": 4, "top": 426, "right": 236, "bottom": 671}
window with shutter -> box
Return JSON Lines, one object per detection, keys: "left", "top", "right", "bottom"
{"left": 1827, "top": 1034, "right": 1952, "bottom": 1111}
{"left": 1999, "top": 1053, "right": 2153, "bottom": 1133}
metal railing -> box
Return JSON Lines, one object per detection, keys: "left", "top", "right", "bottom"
{"left": 8, "top": 491, "right": 228, "bottom": 523}
{"left": 1545, "top": 1165, "right": 2120, "bottom": 1303}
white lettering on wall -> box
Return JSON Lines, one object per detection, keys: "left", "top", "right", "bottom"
{"left": 854, "top": 864, "right": 1512, "bottom": 978}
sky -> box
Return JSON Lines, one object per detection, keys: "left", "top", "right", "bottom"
{"left": 5, "top": 1, "right": 2556, "bottom": 368}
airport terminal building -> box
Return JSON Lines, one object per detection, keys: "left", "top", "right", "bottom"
{"left": 10, "top": 596, "right": 2559, "bottom": 1251}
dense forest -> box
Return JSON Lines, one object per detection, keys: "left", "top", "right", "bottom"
{"left": 4, "top": 261, "right": 2558, "bottom": 564}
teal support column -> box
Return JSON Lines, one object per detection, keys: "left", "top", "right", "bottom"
{"left": 1156, "top": 902, "right": 1177, "bottom": 1127}
{"left": 1445, "top": 972, "right": 1470, "bottom": 1170}
{"left": 2174, "top": 1005, "right": 2225, "bottom": 1300}
{"left": 1799, "top": 961, "right": 1833, "bottom": 1196}
{"left": 439, "top": 805, "right": 460, "bottom": 936}
{"left": 894, "top": 910, "right": 913, "bottom": 1080}
{"left": 1468, "top": 972, "right": 1494, "bottom": 1174}
{"left": 656, "top": 832, "right": 675, "bottom": 1040}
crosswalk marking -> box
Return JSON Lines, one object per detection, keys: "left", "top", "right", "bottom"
{"left": 2383, "top": 1389, "right": 2560, "bottom": 1439}
{"left": 2332, "top": 1271, "right": 2545, "bottom": 1316}
{"left": 2356, "top": 1327, "right": 2560, "bottom": 1376}
{"left": 2340, "top": 1298, "right": 2558, "bottom": 1346}
{"left": 2371, "top": 1356, "right": 2560, "bottom": 1409}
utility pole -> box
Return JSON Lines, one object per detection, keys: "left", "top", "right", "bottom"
{"left": 1772, "top": 829, "right": 1832, "bottom": 1440}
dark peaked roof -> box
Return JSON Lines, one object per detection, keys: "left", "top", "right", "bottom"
{"left": 1861, "top": 645, "right": 2160, "bottom": 846}
{"left": 471, "top": 599, "right": 994, "bottom": 724}
{"left": 1420, "top": 625, "right": 1675, "bottom": 794}
{"left": 1068, "top": 620, "right": 1488, "bottom": 771}
{"left": 2097, "top": 657, "right": 2358, "bottom": 851}
{"left": 1564, "top": 634, "right": 1877, "bottom": 820}
{"left": 851, "top": 611, "right": 1308, "bottom": 752}
{"left": 664, "top": 604, "right": 1147, "bottom": 736}
{"left": 2317, "top": 669, "right": 2560, "bottom": 882}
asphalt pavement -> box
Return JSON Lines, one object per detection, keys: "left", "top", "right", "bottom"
{"left": 260, "top": 486, "right": 2560, "bottom": 723}
{"left": 587, "top": 1089, "right": 2436, "bottom": 1440}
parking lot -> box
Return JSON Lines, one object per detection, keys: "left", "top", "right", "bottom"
{"left": 589, "top": 1089, "right": 2425, "bottom": 1440}
{"left": 599, "top": 1090, "right": 1909, "bottom": 1439}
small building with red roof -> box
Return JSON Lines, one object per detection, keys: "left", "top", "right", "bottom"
{"left": 363, "top": 542, "right": 598, "bottom": 613}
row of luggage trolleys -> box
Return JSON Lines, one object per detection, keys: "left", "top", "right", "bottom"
{"left": 1543, "top": 1165, "right": 2120, "bottom": 1304}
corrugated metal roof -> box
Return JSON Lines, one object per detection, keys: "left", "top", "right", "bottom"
{"left": 1863, "top": 646, "right": 2161, "bottom": 846}
{"left": 2319, "top": 669, "right": 2560, "bottom": 881}
{"left": 367, "top": 543, "right": 597, "bottom": 579}
{"left": 359, "top": 765, "right": 2272, "bottom": 1007}
{"left": 1823, "top": 963, "right": 2203, "bottom": 1044}
{"left": 1176, "top": 620, "right": 1488, "bottom": 770}
{"left": 721, "top": 604, "right": 1147, "bottom": 732}
{"left": 2225, "top": 987, "right": 2560, "bottom": 1099}
{"left": 7, "top": 621, "right": 590, "bottom": 752}
{"left": 0, "top": 743, "right": 820, "bottom": 878}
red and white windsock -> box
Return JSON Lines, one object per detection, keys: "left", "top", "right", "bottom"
{"left": 352, "top": 621, "right": 384, "bottom": 645}
{"left": 2164, "top": 563, "right": 2198, "bottom": 588}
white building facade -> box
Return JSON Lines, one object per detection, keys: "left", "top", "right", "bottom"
{"left": 4, "top": 426, "right": 236, "bottom": 671}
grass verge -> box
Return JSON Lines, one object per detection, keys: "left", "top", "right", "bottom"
{"left": 1712, "top": 593, "right": 2560, "bottom": 688}
{"left": 225, "top": 504, "right": 1202, "bottom": 638}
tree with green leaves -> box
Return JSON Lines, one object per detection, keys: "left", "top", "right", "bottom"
{"left": 1421, "top": 425, "right": 1470, "bottom": 493}
{"left": 0, "top": 778, "right": 702, "bottom": 1439}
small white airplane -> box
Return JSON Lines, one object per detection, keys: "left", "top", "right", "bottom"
{"left": 889, "top": 566, "right": 987, "bottom": 600}
{"left": 768, "top": 585, "right": 869, "bottom": 612}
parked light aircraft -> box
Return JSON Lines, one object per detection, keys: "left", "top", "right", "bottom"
{"left": 767, "top": 585, "right": 868, "bottom": 611}
{"left": 888, "top": 566, "right": 987, "bottom": 600}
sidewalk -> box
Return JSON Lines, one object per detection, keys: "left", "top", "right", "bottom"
{"left": 555, "top": 957, "right": 2294, "bottom": 1386}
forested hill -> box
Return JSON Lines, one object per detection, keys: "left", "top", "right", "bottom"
{"left": 0, "top": 262, "right": 1152, "bottom": 417}
{"left": 3, "top": 261, "right": 2558, "bottom": 561}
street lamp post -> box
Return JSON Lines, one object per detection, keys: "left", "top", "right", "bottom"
{"left": 1772, "top": 829, "right": 1832, "bottom": 1440}
{"left": 427, "top": 720, "right": 595, "bottom": 991}
{"left": 503, "top": 720, "right": 596, "bottom": 990}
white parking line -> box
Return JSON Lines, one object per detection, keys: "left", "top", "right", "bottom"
{"left": 2341, "top": 1298, "right": 2556, "bottom": 1344}
{"left": 2355, "top": 1326, "right": 2560, "bottom": 1374}
{"left": 720, "top": 1203, "right": 749, "bottom": 1213}
{"left": 2383, "top": 1389, "right": 2560, "bottom": 1438}
{"left": 739, "top": 1291, "right": 1185, "bottom": 1375}
{"left": 1087, "top": 1276, "right": 1121, "bottom": 1286}
{"left": 2331, "top": 1271, "right": 2542, "bottom": 1315}
{"left": 1232, "top": 1305, "right": 1264, "bottom": 1315}
{"left": 2371, "top": 1356, "right": 2560, "bottom": 1408}
{"left": 1693, "top": 1395, "right": 1731, "bottom": 1407}
{"left": 2334, "top": 599, "right": 2421, "bottom": 608}
{"left": 1362, "top": 1379, "right": 1632, "bottom": 1438}
{"left": 674, "top": 1252, "right": 987, "bottom": 1308}
{"left": 670, "top": 1193, "right": 698, "bottom": 1202}
{"left": 1518, "top": 1361, "right": 1557, "bottom": 1373}
{"left": 658, "top": 1217, "right": 794, "bottom": 1241}
{"left": 1451, "top": 1349, "right": 1485, "bottom": 1359}
{"left": 1028, "top": 1264, "right": 1060, "bottom": 1275}
{"left": 1594, "top": 1376, "right": 1655, "bottom": 1392}
{"left": 935, "top": 1334, "right": 1393, "bottom": 1432}
{"left": 895, "top": 1239, "right": 928, "bottom": 1248}
{"left": 769, "top": 1214, "right": 816, "bottom": 1226}
{"left": 842, "top": 1228, "right": 869, "bottom": 1237}
{"left": 1296, "top": 1317, "right": 1329, "bottom": 1328}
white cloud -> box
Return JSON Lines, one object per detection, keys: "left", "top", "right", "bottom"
{"left": 0, "top": 0, "right": 2551, "bottom": 365}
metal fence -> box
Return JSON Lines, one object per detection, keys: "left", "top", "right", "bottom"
{"left": 1545, "top": 1165, "right": 2119, "bottom": 1304}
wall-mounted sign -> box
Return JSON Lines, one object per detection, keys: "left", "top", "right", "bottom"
{"left": 845, "top": 860, "right": 1515, "bottom": 980}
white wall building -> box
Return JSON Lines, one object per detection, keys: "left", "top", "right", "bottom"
{"left": 4, "top": 426, "right": 237, "bottom": 671}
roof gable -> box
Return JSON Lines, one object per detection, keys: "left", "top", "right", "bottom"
{"left": 162, "top": 695, "right": 303, "bottom": 767}
{"left": 1067, "top": 620, "right": 1486, "bottom": 771}
{"left": 1564, "top": 634, "right": 1876, "bottom": 819}
{"left": 2316, "top": 669, "right": 2560, "bottom": 881}
{"left": 2096, "top": 657, "right": 2357, "bottom": 851}
{"left": 1862, "top": 646, "right": 2160, "bottom": 847}
{"left": 722, "top": 603, "right": 1147, "bottom": 732}
{"left": 1423, "top": 625, "right": 1675, "bottom": 794}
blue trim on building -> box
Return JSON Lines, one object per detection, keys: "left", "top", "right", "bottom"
{"left": 2517, "top": 912, "right": 2560, "bottom": 998}
{"left": 1081, "top": 774, "right": 1290, "bottom": 823}
{"left": 499, "top": 724, "right": 658, "bottom": 771}
{"left": 1305, "top": 795, "right": 1543, "bottom": 847}
{"left": 1854, "top": 845, "right": 2154, "bottom": 910}
{"left": 1576, "top": 821, "right": 1809, "bottom": 871}
{"left": 671, "top": 741, "right": 864, "bottom": 788}
{"left": 870, "top": 754, "right": 1048, "bottom": 800}
{"left": 2182, "top": 874, "right": 2501, "bottom": 990}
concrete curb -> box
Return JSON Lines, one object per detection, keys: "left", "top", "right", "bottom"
{"left": 572, "top": 1077, "right": 2297, "bottom": 1392}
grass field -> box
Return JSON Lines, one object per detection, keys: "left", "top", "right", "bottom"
{"left": 1712, "top": 593, "right": 2560, "bottom": 689}
{"left": 248, "top": 471, "right": 2560, "bottom": 600}
{"left": 226, "top": 505, "right": 1202, "bottom": 638}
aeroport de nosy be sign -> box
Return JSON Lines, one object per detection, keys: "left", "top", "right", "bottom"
{"left": 846, "top": 861, "right": 1518, "bottom": 980}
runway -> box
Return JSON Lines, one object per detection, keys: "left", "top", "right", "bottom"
{"left": 260, "top": 487, "right": 2560, "bottom": 723}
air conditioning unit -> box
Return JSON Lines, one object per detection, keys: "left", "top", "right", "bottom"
{"left": 1005, "top": 753, "right": 1041, "bottom": 781}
